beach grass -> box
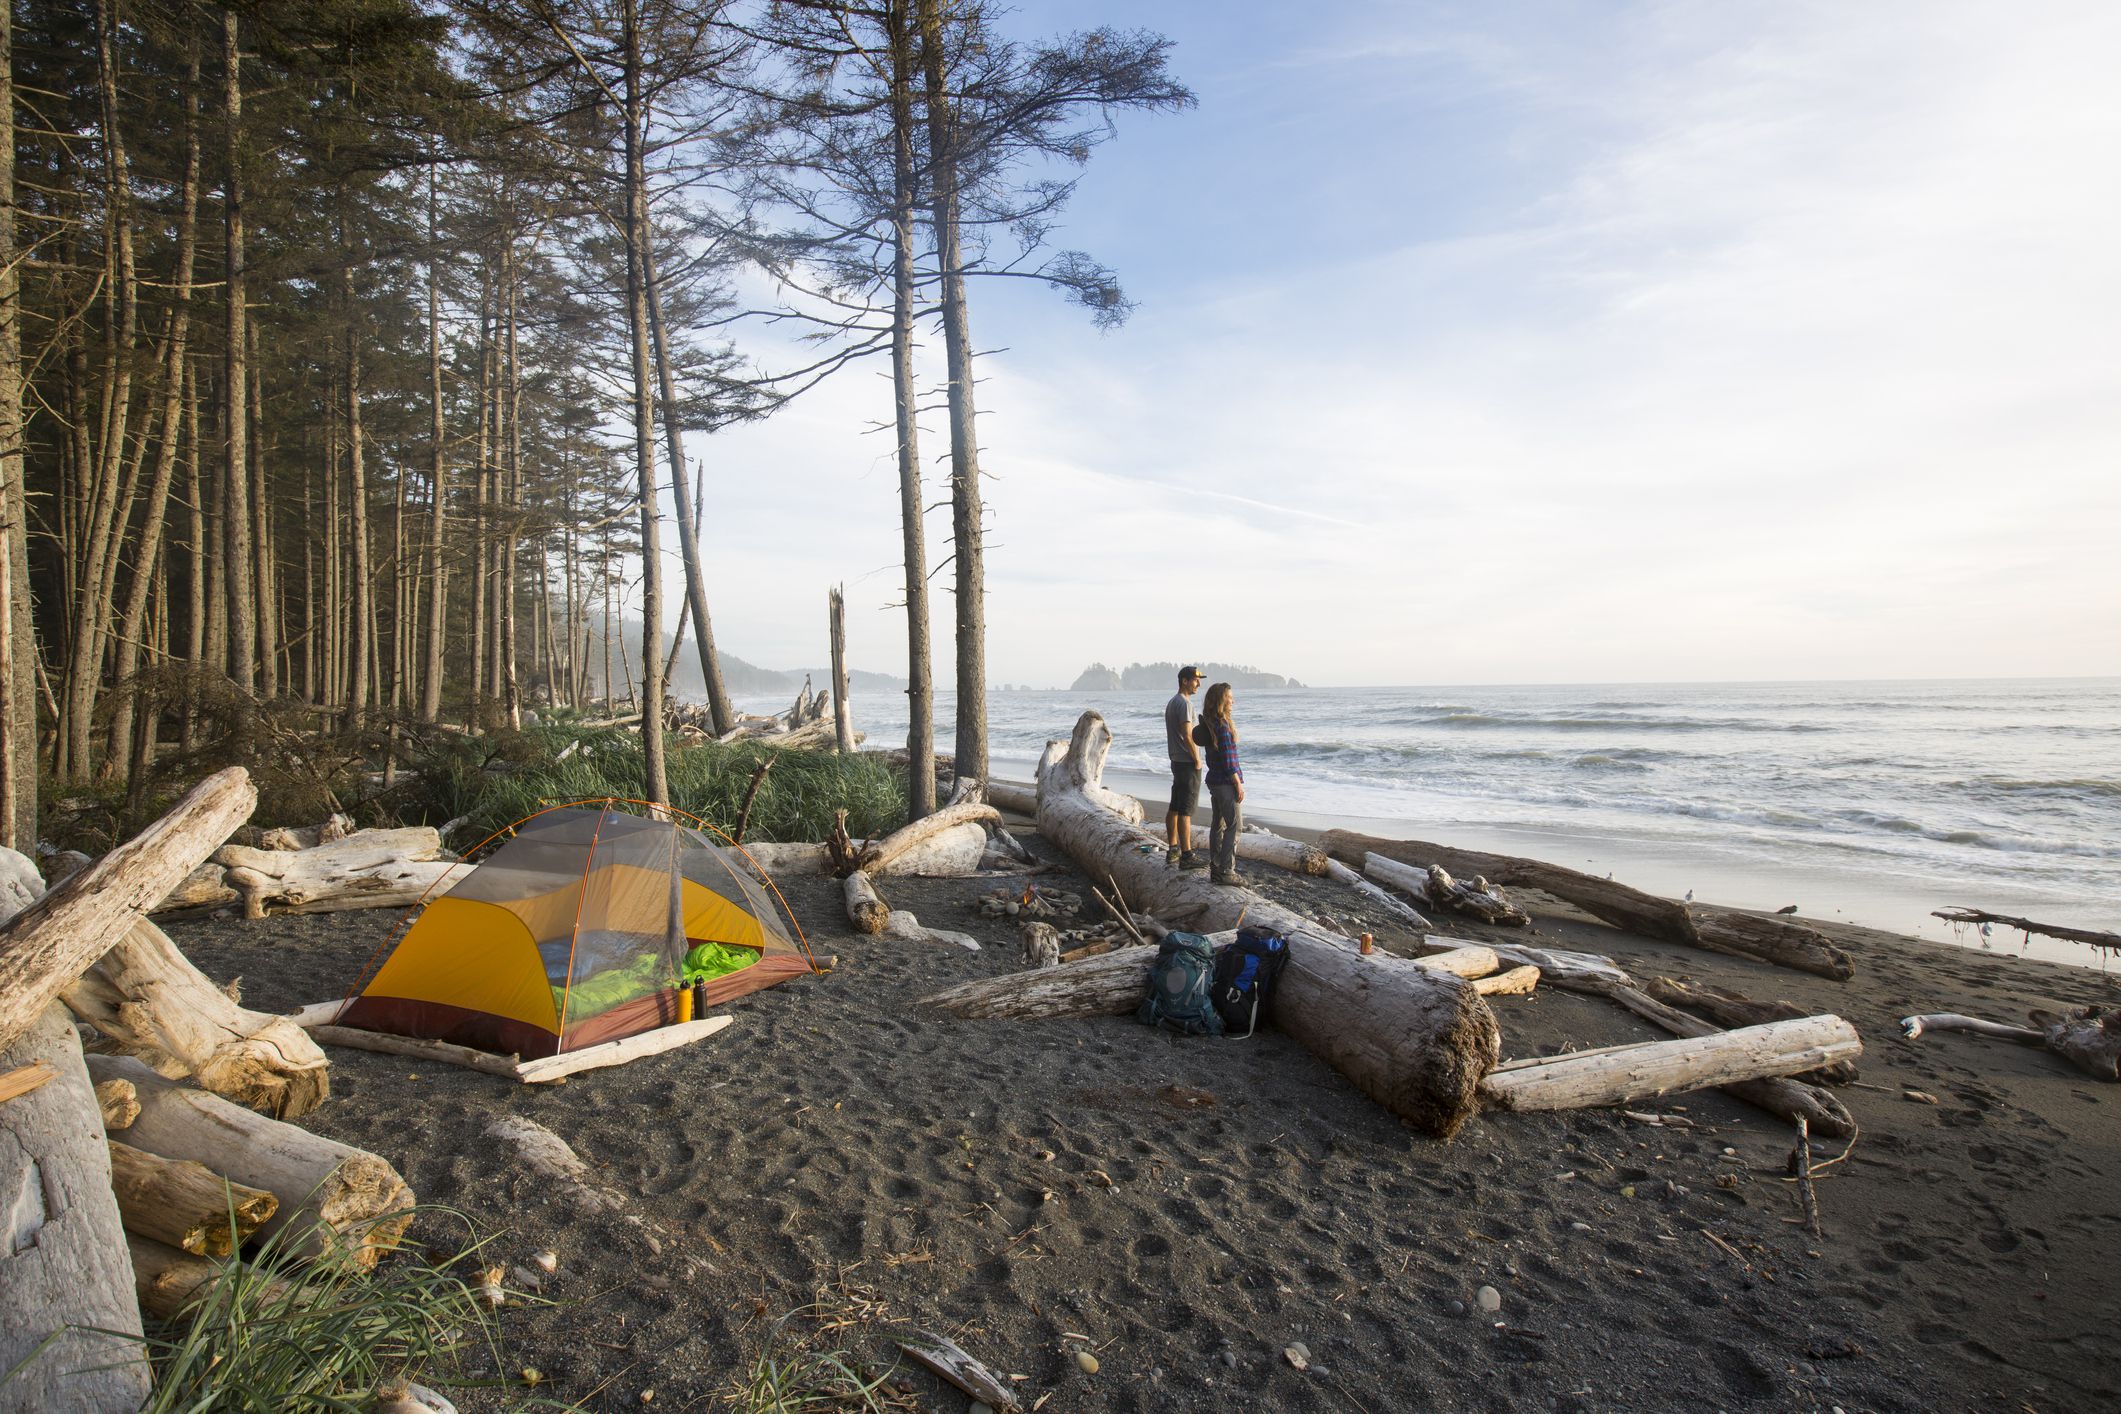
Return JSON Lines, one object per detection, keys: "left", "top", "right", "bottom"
{"left": 408, "top": 722, "right": 908, "bottom": 847}
{"left": 727, "top": 1307, "right": 905, "bottom": 1413}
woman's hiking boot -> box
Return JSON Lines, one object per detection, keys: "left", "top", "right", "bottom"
{"left": 1210, "top": 868, "right": 1238, "bottom": 885}
{"left": 1180, "top": 850, "right": 1209, "bottom": 872}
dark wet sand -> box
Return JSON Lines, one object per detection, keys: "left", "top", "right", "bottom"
{"left": 165, "top": 826, "right": 2120, "bottom": 1413}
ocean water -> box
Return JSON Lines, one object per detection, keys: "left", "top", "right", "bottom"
{"left": 744, "top": 679, "right": 2121, "bottom": 967}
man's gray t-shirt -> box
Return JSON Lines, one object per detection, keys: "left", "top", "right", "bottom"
{"left": 1166, "top": 692, "right": 1197, "bottom": 766}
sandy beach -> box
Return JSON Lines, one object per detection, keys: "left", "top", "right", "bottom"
{"left": 160, "top": 802, "right": 2119, "bottom": 1414}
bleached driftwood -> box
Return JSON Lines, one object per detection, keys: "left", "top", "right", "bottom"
{"left": 512, "top": 1016, "right": 735, "bottom": 1082}
{"left": 0, "top": 769, "right": 257, "bottom": 1051}
{"left": 1481, "top": 1015, "right": 1862, "bottom": 1113}
{"left": 1425, "top": 935, "right": 1631, "bottom": 989}
{"left": 883, "top": 910, "right": 981, "bottom": 951}
{"left": 87, "top": 1055, "right": 414, "bottom": 1268}
{"left": 1577, "top": 977, "right": 1856, "bottom": 1136}
{"left": 1901, "top": 1006, "right": 2120, "bottom": 1081}
{"left": 986, "top": 780, "right": 1039, "bottom": 817}
{"left": 1034, "top": 712, "right": 1499, "bottom": 1139}
{"left": 1474, "top": 965, "right": 1542, "bottom": 997}
{"left": 843, "top": 870, "right": 890, "bottom": 934}
{"left": 107, "top": 1139, "right": 278, "bottom": 1255}
{"left": 0, "top": 1005, "right": 151, "bottom": 1410}
{"left": 859, "top": 799, "right": 1000, "bottom": 875}
{"left": 1321, "top": 858, "right": 1432, "bottom": 931}
{"left": 895, "top": 1329, "right": 1020, "bottom": 1411}
{"left": 737, "top": 841, "right": 830, "bottom": 874}
{"left": 308, "top": 1025, "right": 523, "bottom": 1078}
{"left": 870, "top": 820, "right": 990, "bottom": 878}
{"left": 258, "top": 814, "right": 355, "bottom": 851}
{"left": 1325, "top": 829, "right": 1855, "bottom": 979}
{"left": 216, "top": 828, "right": 471, "bottom": 919}
{"left": 1365, "top": 853, "right": 1529, "bottom": 927}
{"left": 154, "top": 859, "right": 240, "bottom": 913}
{"left": 1415, "top": 946, "right": 1502, "bottom": 979}
{"left": 484, "top": 1114, "right": 623, "bottom": 1213}
{"left": 923, "top": 945, "right": 1156, "bottom": 1020}
{"left": 1930, "top": 907, "right": 2121, "bottom": 955}
{"left": 1647, "top": 976, "right": 1858, "bottom": 1084}
{"left": 1232, "top": 829, "right": 1330, "bottom": 876}
{"left": 61, "top": 916, "right": 332, "bottom": 1117}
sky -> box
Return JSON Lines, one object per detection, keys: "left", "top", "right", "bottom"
{"left": 675, "top": 0, "right": 2121, "bottom": 689}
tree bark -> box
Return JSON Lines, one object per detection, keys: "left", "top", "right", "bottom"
{"left": 887, "top": 7, "right": 936, "bottom": 819}
{"left": 918, "top": 0, "right": 988, "bottom": 794}
{"left": 0, "top": 770, "right": 256, "bottom": 1051}
{"left": 107, "top": 1138, "right": 277, "bottom": 1256}
{"left": 420, "top": 163, "right": 448, "bottom": 723}
{"left": 0, "top": 1006, "right": 151, "bottom": 1410}
{"left": 1034, "top": 712, "right": 1499, "bottom": 1138}
{"left": 221, "top": 9, "right": 257, "bottom": 694}
{"left": 829, "top": 585, "right": 854, "bottom": 753}
{"left": 0, "top": 0, "right": 34, "bottom": 850}
{"left": 86, "top": 1054, "right": 413, "bottom": 1268}
{"left": 621, "top": 0, "right": 667, "bottom": 804}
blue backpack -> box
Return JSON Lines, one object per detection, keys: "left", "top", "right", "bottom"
{"left": 1137, "top": 932, "right": 1224, "bottom": 1037}
{"left": 1211, "top": 926, "right": 1290, "bottom": 1038}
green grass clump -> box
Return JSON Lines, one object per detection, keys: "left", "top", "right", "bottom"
{"left": 409, "top": 724, "right": 908, "bottom": 848}
{"left": 132, "top": 1212, "right": 533, "bottom": 1414}
{"left": 727, "top": 1308, "right": 903, "bottom": 1413}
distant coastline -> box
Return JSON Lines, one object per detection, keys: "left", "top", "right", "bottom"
{"left": 1070, "top": 660, "right": 1307, "bottom": 691}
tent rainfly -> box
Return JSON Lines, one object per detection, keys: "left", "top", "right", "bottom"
{"left": 334, "top": 804, "right": 813, "bottom": 1059}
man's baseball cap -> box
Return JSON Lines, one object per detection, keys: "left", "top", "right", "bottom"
{"left": 1179, "top": 665, "right": 1202, "bottom": 682}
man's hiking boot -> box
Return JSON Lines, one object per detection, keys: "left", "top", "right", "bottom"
{"left": 1180, "top": 850, "right": 1209, "bottom": 872}
{"left": 1210, "top": 869, "right": 1238, "bottom": 886}
{"left": 1166, "top": 846, "right": 1181, "bottom": 868}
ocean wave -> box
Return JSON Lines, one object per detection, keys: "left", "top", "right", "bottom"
{"left": 1431, "top": 710, "right": 1829, "bottom": 734}
{"left": 1956, "top": 777, "right": 2121, "bottom": 802}
{"left": 1570, "top": 754, "right": 1653, "bottom": 773}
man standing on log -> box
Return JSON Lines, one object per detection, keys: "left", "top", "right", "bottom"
{"left": 1165, "top": 666, "right": 1207, "bottom": 871}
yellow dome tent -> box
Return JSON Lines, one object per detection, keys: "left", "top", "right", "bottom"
{"left": 335, "top": 802, "right": 814, "bottom": 1059}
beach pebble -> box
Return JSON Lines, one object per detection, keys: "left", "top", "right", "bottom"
{"left": 1570, "top": 1222, "right": 1592, "bottom": 1232}
{"left": 1447, "top": 1300, "right": 1466, "bottom": 1317}
{"left": 970, "top": 1404, "right": 995, "bottom": 1414}
{"left": 1075, "top": 1350, "right": 1100, "bottom": 1375}
{"left": 1476, "top": 1285, "right": 1502, "bottom": 1314}
{"left": 534, "top": 1249, "right": 558, "bottom": 1273}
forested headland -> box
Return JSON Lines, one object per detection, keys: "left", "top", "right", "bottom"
{"left": 0, "top": 0, "right": 1190, "bottom": 852}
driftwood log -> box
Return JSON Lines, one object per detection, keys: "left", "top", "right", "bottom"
{"left": 1646, "top": 976, "right": 1858, "bottom": 1084}
{"left": 1901, "top": 1006, "right": 2121, "bottom": 1081}
{"left": 215, "top": 826, "right": 470, "bottom": 919}
{"left": 88, "top": 1055, "right": 413, "bottom": 1268}
{"left": 883, "top": 910, "right": 981, "bottom": 951}
{"left": 1231, "top": 829, "right": 1330, "bottom": 877}
{"left": 0, "top": 1004, "right": 152, "bottom": 1410}
{"left": 843, "top": 870, "right": 890, "bottom": 934}
{"left": 60, "top": 916, "right": 332, "bottom": 1117}
{"left": 1322, "top": 858, "right": 1433, "bottom": 931}
{"left": 868, "top": 821, "right": 990, "bottom": 878}
{"left": 1930, "top": 908, "right": 2121, "bottom": 955}
{"left": 986, "top": 780, "right": 1039, "bottom": 818}
{"left": 107, "top": 1139, "right": 278, "bottom": 1256}
{"left": 258, "top": 813, "right": 355, "bottom": 851}
{"left": 1481, "top": 1015, "right": 1862, "bottom": 1114}
{"left": 1033, "top": 713, "right": 1499, "bottom": 1139}
{"left": 306, "top": 1015, "right": 736, "bottom": 1083}
{"left": 1323, "top": 829, "right": 1854, "bottom": 980}
{"left": 0, "top": 769, "right": 257, "bottom": 1051}
{"left": 923, "top": 945, "right": 1158, "bottom": 1020}
{"left": 859, "top": 797, "right": 1000, "bottom": 875}
{"left": 1365, "top": 854, "right": 1529, "bottom": 927}
{"left": 126, "top": 1234, "right": 289, "bottom": 1320}
{"left": 156, "top": 859, "right": 241, "bottom": 913}
{"left": 96, "top": 1077, "right": 141, "bottom": 1129}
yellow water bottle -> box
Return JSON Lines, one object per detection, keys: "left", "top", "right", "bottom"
{"left": 676, "top": 985, "right": 695, "bottom": 1023}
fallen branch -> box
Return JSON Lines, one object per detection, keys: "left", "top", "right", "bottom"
{"left": 1930, "top": 907, "right": 2121, "bottom": 955}
{"left": 1901, "top": 1006, "right": 2120, "bottom": 1081}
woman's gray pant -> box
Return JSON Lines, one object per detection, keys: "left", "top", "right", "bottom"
{"left": 1209, "top": 781, "right": 1242, "bottom": 878}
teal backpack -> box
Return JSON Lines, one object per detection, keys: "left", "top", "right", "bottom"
{"left": 1137, "top": 931, "right": 1224, "bottom": 1037}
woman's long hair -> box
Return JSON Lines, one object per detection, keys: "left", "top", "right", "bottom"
{"left": 1203, "top": 682, "right": 1235, "bottom": 738}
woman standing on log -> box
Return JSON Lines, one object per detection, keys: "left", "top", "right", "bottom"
{"left": 1202, "top": 683, "right": 1246, "bottom": 885}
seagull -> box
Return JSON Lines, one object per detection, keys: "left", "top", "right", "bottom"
{"left": 1776, "top": 904, "right": 1799, "bottom": 915}
{"left": 1684, "top": 889, "right": 1694, "bottom": 903}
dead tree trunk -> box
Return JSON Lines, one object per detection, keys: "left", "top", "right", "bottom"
{"left": 1481, "top": 1016, "right": 1861, "bottom": 1114}
{"left": 1034, "top": 712, "right": 1498, "bottom": 1139}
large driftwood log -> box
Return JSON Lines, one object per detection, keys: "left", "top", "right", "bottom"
{"left": 986, "top": 780, "right": 1039, "bottom": 818}
{"left": 859, "top": 799, "right": 1000, "bottom": 875}
{"left": 883, "top": 911, "right": 981, "bottom": 951}
{"left": 1588, "top": 980, "right": 1857, "bottom": 1136}
{"left": 1475, "top": 965, "right": 1541, "bottom": 997}
{"left": 155, "top": 859, "right": 240, "bottom": 913}
{"left": 1321, "top": 858, "right": 1432, "bottom": 931}
{"left": 738, "top": 841, "right": 830, "bottom": 874}
{"left": 870, "top": 821, "right": 990, "bottom": 878}
{"left": 1231, "top": 830, "right": 1330, "bottom": 877}
{"left": 1930, "top": 907, "right": 2121, "bottom": 955}
{"left": 0, "top": 769, "right": 256, "bottom": 1051}
{"left": 258, "top": 814, "right": 355, "bottom": 851}
{"left": 923, "top": 945, "right": 1158, "bottom": 1019}
{"left": 60, "top": 916, "right": 332, "bottom": 1117}
{"left": 0, "top": 1005, "right": 152, "bottom": 1410}
{"left": 107, "top": 1139, "right": 278, "bottom": 1256}
{"left": 125, "top": 1234, "right": 292, "bottom": 1320}
{"left": 87, "top": 1055, "right": 413, "bottom": 1268}
{"left": 216, "top": 828, "right": 470, "bottom": 919}
{"left": 1481, "top": 1015, "right": 1862, "bottom": 1113}
{"left": 1327, "top": 829, "right": 1854, "bottom": 979}
{"left": 1035, "top": 713, "right": 1499, "bottom": 1139}
{"left": 1366, "top": 854, "right": 1528, "bottom": 926}
{"left": 1646, "top": 976, "right": 1858, "bottom": 1084}
{"left": 1901, "top": 1006, "right": 2121, "bottom": 1081}
{"left": 1426, "top": 935, "right": 1632, "bottom": 989}
{"left": 844, "top": 870, "right": 890, "bottom": 934}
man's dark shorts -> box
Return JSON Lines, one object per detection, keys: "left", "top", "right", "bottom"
{"left": 1169, "top": 761, "right": 1202, "bottom": 816}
